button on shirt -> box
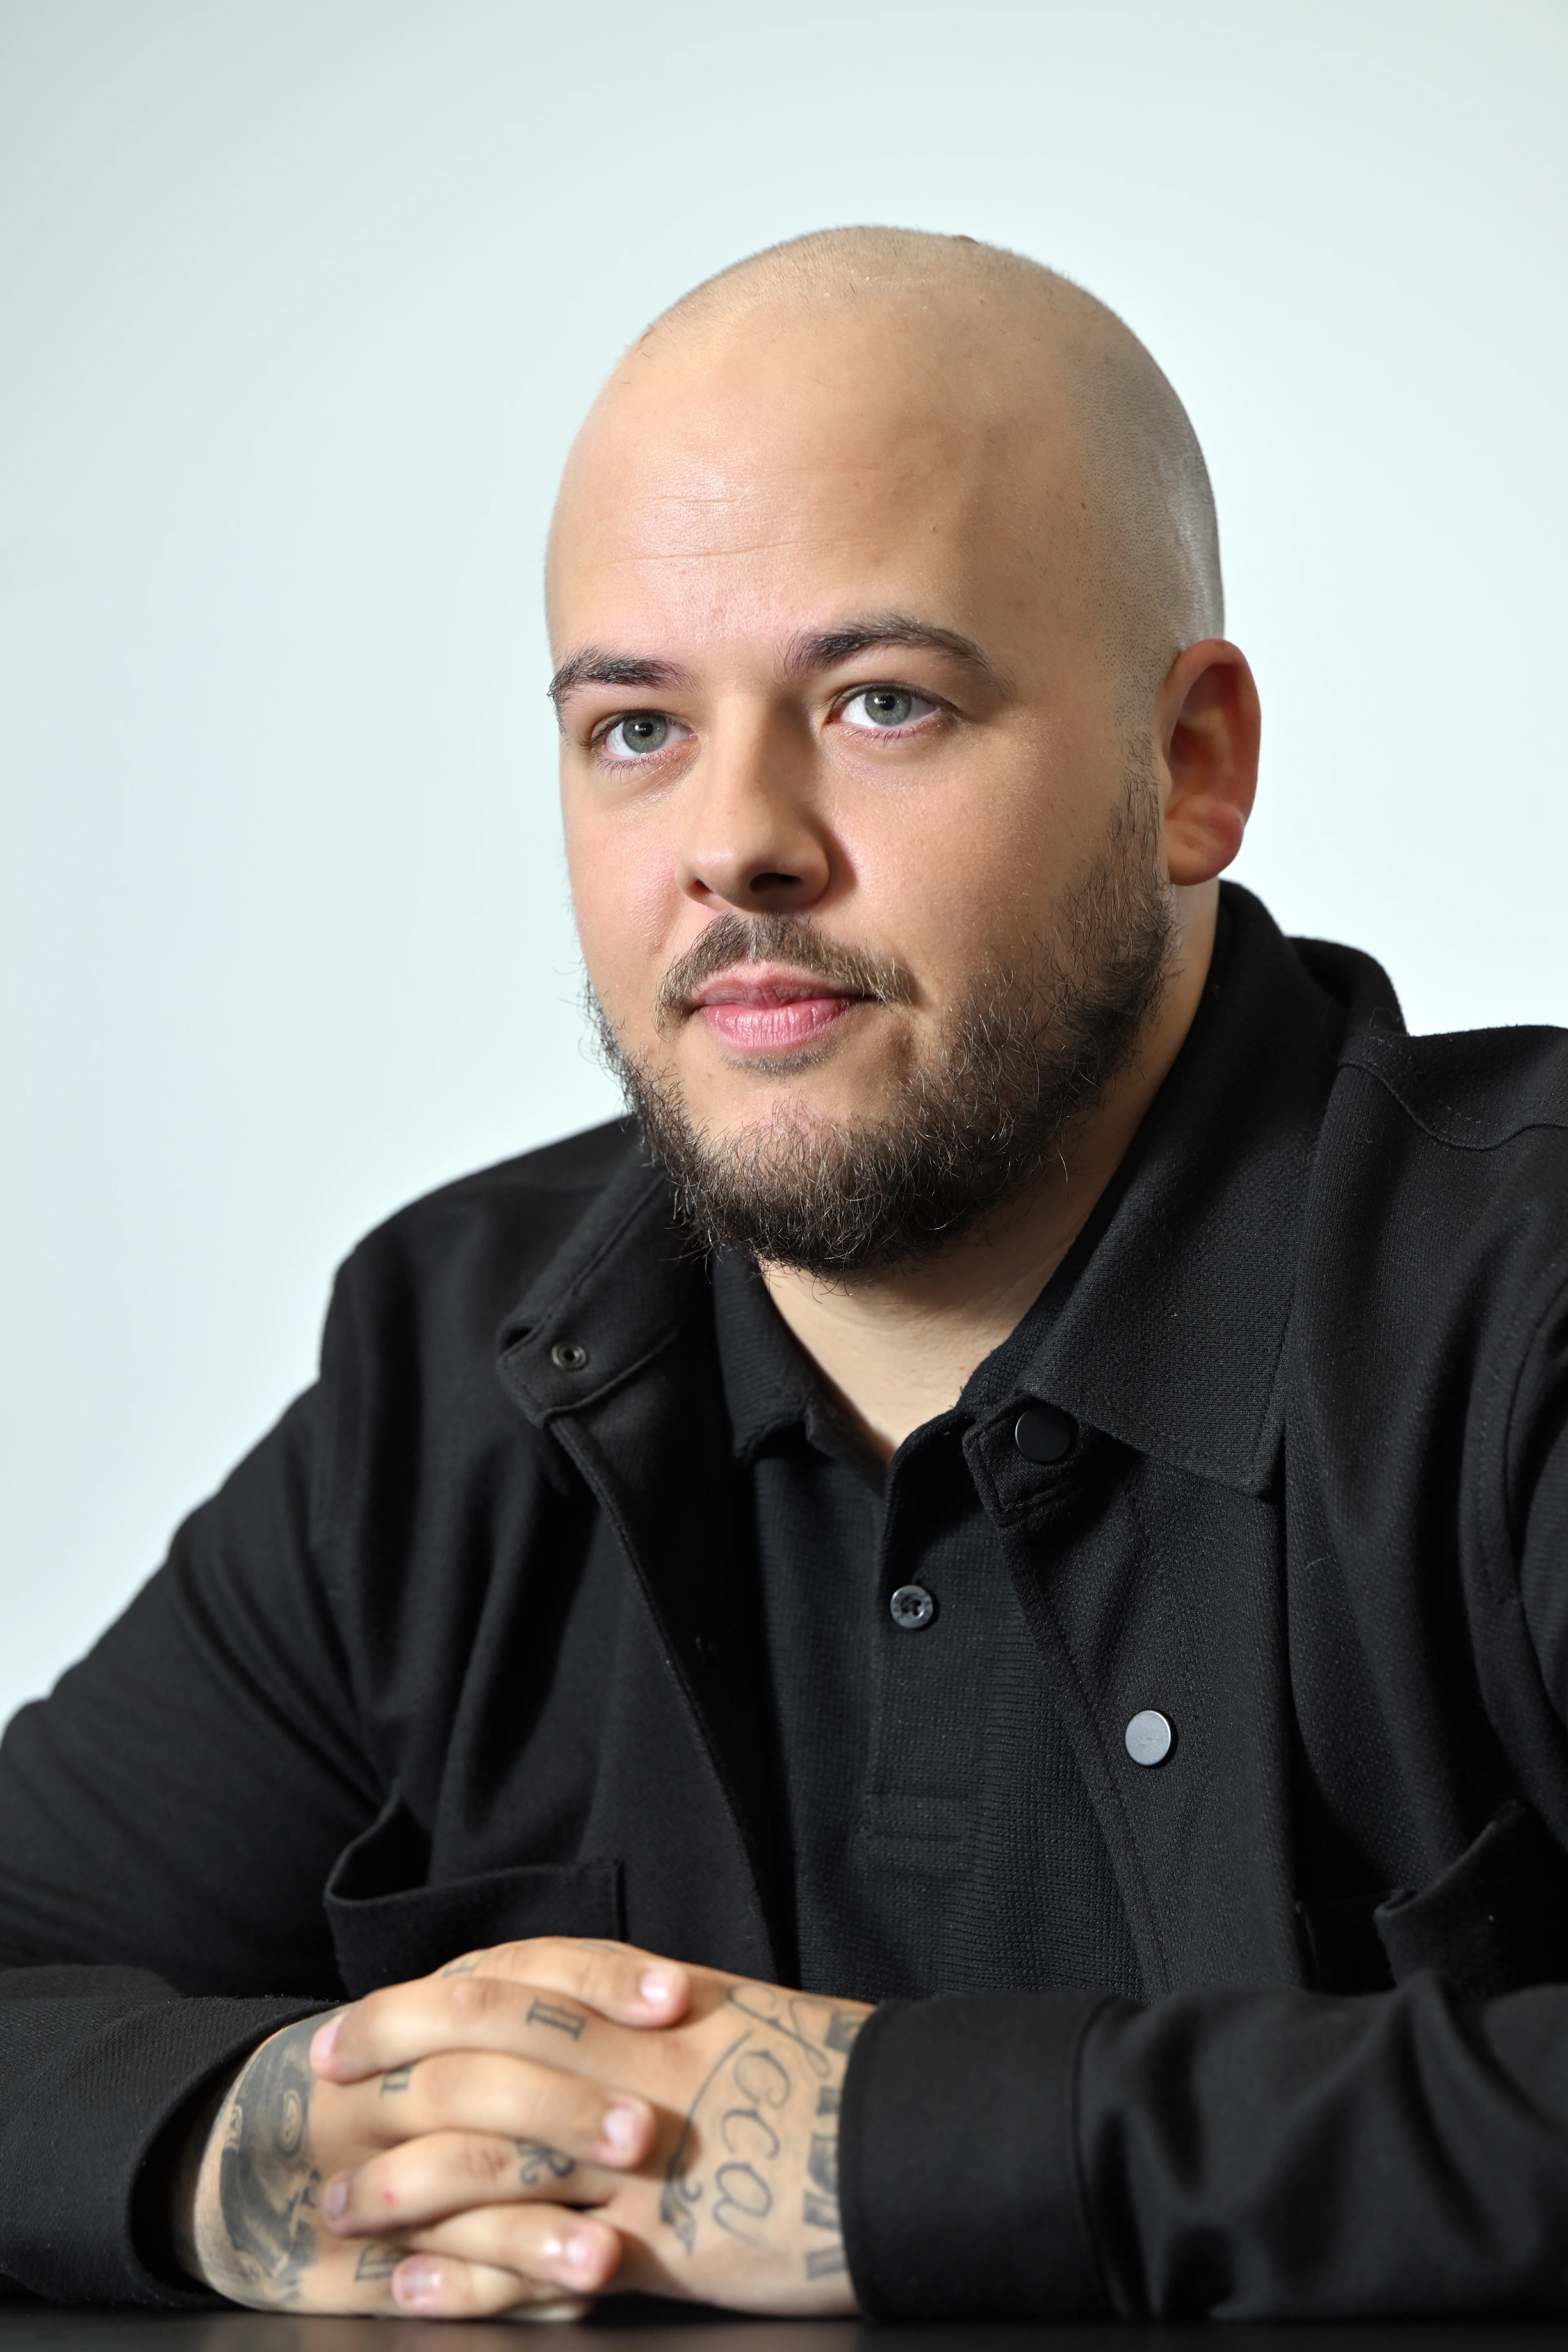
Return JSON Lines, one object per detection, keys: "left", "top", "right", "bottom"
{"left": 712, "top": 1251, "right": 1144, "bottom": 2007}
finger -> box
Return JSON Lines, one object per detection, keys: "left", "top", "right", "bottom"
{"left": 438, "top": 1938, "right": 690, "bottom": 2026}
{"left": 399, "top": 2203, "right": 623, "bottom": 2300}
{"left": 321, "top": 2049, "right": 655, "bottom": 2172}
{"left": 390, "top": 2253, "right": 598, "bottom": 2319}
{"left": 322, "top": 2125, "right": 624, "bottom": 2237}
{"left": 390, "top": 2216, "right": 621, "bottom": 2315}
{"left": 314, "top": 1966, "right": 649, "bottom": 2087}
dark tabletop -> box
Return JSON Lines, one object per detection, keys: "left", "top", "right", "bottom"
{"left": 4, "top": 2308, "right": 1568, "bottom": 2352}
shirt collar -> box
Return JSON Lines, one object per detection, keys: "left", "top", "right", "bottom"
{"left": 498, "top": 885, "right": 1402, "bottom": 1499}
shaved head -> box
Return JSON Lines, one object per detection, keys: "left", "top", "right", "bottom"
{"left": 557, "top": 225, "right": 1223, "bottom": 701}
{"left": 548, "top": 225, "right": 1256, "bottom": 1289}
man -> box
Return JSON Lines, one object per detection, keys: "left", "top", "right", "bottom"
{"left": 5, "top": 225, "right": 1568, "bottom": 2321}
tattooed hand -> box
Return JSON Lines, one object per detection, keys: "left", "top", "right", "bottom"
{"left": 296, "top": 1939, "right": 871, "bottom": 2316}
{"left": 173, "top": 1938, "right": 693, "bottom": 2316}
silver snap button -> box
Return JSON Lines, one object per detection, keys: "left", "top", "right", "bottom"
{"left": 550, "top": 1339, "right": 590, "bottom": 1372}
{"left": 1125, "top": 1709, "right": 1174, "bottom": 1766}
{"left": 889, "top": 1584, "right": 936, "bottom": 1631}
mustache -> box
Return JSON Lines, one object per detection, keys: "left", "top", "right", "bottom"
{"left": 653, "top": 913, "right": 913, "bottom": 1034}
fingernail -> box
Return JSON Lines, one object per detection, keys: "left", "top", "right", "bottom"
{"left": 639, "top": 1967, "right": 678, "bottom": 2007}
{"left": 562, "top": 2227, "right": 604, "bottom": 2278}
{"left": 601, "top": 2100, "right": 641, "bottom": 2154}
{"left": 310, "top": 2015, "right": 341, "bottom": 2069}
{"left": 321, "top": 2174, "right": 352, "bottom": 2223}
{"left": 394, "top": 2258, "right": 443, "bottom": 2308}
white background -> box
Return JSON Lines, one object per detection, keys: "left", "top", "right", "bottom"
{"left": 3, "top": 0, "right": 1565, "bottom": 1726}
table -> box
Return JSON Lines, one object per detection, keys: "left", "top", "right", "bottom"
{"left": 3, "top": 2308, "right": 1568, "bottom": 2352}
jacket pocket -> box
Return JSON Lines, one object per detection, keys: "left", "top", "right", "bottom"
{"left": 324, "top": 1793, "right": 624, "bottom": 1996}
{"left": 1374, "top": 1797, "right": 1568, "bottom": 1999}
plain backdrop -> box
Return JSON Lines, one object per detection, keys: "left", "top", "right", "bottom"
{"left": 3, "top": 0, "right": 1566, "bottom": 1728}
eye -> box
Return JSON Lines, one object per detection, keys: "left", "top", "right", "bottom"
{"left": 837, "top": 686, "right": 938, "bottom": 735}
{"left": 595, "top": 711, "right": 686, "bottom": 761}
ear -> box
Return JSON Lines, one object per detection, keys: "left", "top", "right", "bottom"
{"left": 1154, "top": 640, "right": 1260, "bottom": 887}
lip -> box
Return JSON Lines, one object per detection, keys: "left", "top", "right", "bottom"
{"left": 683, "top": 962, "right": 873, "bottom": 1056}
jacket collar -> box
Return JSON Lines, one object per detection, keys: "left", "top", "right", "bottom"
{"left": 497, "top": 883, "right": 1403, "bottom": 1501}
{"left": 1007, "top": 884, "right": 1354, "bottom": 1495}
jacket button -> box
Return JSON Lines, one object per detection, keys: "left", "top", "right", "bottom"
{"left": 1014, "top": 1403, "right": 1076, "bottom": 1464}
{"left": 1125, "top": 1709, "right": 1174, "bottom": 1766}
{"left": 889, "top": 1584, "right": 936, "bottom": 1631}
{"left": 550, "top": 1339, "right": 590, "bottom": 1371}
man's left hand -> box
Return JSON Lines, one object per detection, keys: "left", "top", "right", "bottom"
{"left": 310, "top": 1938, "right": 871, "bottom": 2317}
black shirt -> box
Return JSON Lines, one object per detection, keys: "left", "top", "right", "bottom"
{"left": 7, "top": 886, "right": 1568, "bottom": 2317}
{"left": 712, "top": 1248, "right": 1143, "bottom": 2005}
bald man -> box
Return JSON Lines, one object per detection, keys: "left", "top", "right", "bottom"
{"left": 5, "top": 229, "right": 1568, "bottom": 2321}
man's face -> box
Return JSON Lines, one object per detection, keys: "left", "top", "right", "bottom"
{"left": 548, "top": 311, "right": 1169, "bottom": 1265}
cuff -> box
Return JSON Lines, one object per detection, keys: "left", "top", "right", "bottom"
{"left": 0, "top": 1989, "right": 329, "bottom": 2304}
{"left": 838, "top": 1991, "right": 1112, "bottom": 2319}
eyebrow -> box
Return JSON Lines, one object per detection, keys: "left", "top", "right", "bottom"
{"left": 782, "top": 612, "right": 1002, "bottom": 685}
{"left": 547, "top": 648, "right": 694, "bottom": 710}
{"left": 546, "top": 611, "right": 1002, "bottom": 715}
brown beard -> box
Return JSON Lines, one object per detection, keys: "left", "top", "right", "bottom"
{"left": 588, "top": 769, "right": 1175, "bottom": 1278}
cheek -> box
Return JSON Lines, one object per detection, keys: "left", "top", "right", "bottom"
{"left": 562, "top": 787, "right": 679, "bottom": 1033}
{"left": 838, "top": 771, "right": 1064, "bottom": 982}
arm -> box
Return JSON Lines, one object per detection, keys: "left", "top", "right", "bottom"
{"left": 0, "top": 1386, "right": 376, "bottom": 2298}
{"left": 303, "top": 1942, "right": 1568, "bottom": 2321}
{"left": 844, "top": 1977, "right": 1568, "bottom": 2319}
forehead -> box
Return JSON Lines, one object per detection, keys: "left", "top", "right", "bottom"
{"left": 546, "top": 324, "right": 1080, "bottom": 659}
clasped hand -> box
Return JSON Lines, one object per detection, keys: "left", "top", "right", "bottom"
{"left": 178, "top": 1938, "right": 869, "bottom": 2318}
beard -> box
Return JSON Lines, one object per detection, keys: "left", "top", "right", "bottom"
{"left": 588, "top": 766, "right": 1176, "bottom": 1279}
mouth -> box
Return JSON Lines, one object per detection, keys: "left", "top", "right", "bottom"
{"left": 683, "top": 963, "right": 876, "bottom": 1056}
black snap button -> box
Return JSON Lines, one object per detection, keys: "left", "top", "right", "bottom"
{"left": 889, "top": 1584, "right": 936, "bottom": 1630}
{"left": 1013, "top": 1403, "right": 1076, "bottom": 1464}
{"left": 550, "top": 1339, "right": 590, "bottom": 1372}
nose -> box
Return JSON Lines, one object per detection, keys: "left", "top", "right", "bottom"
{"left": 677, "top": 712, "right": 832, "bottom": 914}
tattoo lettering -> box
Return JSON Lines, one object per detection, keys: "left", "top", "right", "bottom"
{"left": 824, "top": 2009, "right": 862, "bottom": 2056}
{"left": 658, "top": 1987, "right": 866, "bottom": 2286}
{"left": 526, "top": 1996, "right": 586, "bottom": 2039}
{"left": 379, "top": 2065, "right": 413, "bottom": 2094}
{"left": 715, "top": 2160, "right": 772, "bottom": 2239}
{"left": 516, "top": 2140, "right": 577, "bottom": 2187}
{"left": 216, "top": 2018, "right": 323, "bottom": 2299}
{"left": 354, "top": 2243, "right": 401, "bottom": 2281}
{"left": 441, "top": 1956, "right": 480, "bottom": 1977}
{"left": 660, "top": 2031, "right": 749, "bottom": 2253}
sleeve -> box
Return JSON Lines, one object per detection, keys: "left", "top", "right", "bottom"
{"left": 0, "top": 1964, "right": 325, "bottom": 2304}
{"left": 0, "top": 1362, "right": 383, "bottom": 2299}
{"left": 839, "top": 1975, "right": 1568, "bottom": 2319}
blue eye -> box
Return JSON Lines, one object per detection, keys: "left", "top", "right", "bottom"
{"left": 601, "top": 713, "right": 676, "bottom": 758}
{"left": 840, "top": 688, "right": 935, "bottom": 732}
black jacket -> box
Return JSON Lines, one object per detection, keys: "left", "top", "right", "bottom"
{"left": 5, "top": 882, "right": 1568, "bottom": 2316}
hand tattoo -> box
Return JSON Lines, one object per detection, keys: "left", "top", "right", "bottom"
{"left": 516, "top": 2140, "right": 577, "bottom": 2188}
{"left": 660, "top": 1987, "right": 864, "bottom": 2283}
{"left": 526, "top": 1996, "right": 586, "bottom": 2039}
{"left": 215, "top": 2018, "right": 324, "bottom": 2300}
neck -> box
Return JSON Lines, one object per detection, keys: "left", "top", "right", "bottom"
{"left": 761, "top": 887, "right": 1217, "bottom": 1459}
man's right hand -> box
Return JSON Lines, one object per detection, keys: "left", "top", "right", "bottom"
{"left": 173, "top": 1942, "right": 690, "bottom": 2314}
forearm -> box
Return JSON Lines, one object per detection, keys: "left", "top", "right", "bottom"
{"left": 842, "top": 1978, "right": 1568, "bottom": 2320}
{"left": 0, "top": 1964, "right": 325, "bottom": 2304}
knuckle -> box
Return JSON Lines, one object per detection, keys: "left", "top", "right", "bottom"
{"left": 446, "top": 1972, "right": 511, "bottom": 2022}
{"left": 415, "top": 2047, "right": 463, "bottom": 2102}
{"left": 463, "top": 2135, "right": 516, "bottom": 2188}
